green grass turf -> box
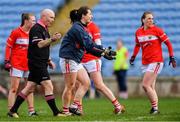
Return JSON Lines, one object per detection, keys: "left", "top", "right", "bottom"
{"left": 0, "top": 96, "right": 180, "bottom": 121}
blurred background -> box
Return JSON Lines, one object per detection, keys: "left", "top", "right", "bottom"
{"left": 0, "top": 0, "right": 180, "bottom": 98}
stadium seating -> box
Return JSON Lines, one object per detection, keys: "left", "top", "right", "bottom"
{"left": 0, "top": 0, "right": 65, "bottom": 64}
{"left": 92, "top": 0, "right": 180, "bottom": 76}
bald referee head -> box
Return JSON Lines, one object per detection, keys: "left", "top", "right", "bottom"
{"left": 40, "top": 9, "right": 55, "bottom": 27}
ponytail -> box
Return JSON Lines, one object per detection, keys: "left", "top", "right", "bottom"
{"left": 69, "top": 6, "right": 91, "bottom": 23}
{"left": 70, "top": 9, "right": 78, "bottom": 23}
{"left": 21, "top": 13, "right": 34, "bottom": 26}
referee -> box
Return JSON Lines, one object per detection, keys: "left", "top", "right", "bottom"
{"left": 8, "top": 9, "right": 62, "bottom": 117}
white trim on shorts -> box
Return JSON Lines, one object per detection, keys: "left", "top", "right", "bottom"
{"left": 82, "top": 59, "right": 102, "bottom": 73}
{"left": 141, "top": 62, "right": 164, "bottom": 74}
{"left": 59, "top": 58, "right": 84, "bottom": 73}
{"left": 10, "top": 67, "right": 29, "bottom": 78}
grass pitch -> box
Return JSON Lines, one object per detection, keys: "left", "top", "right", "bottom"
{"left": 0, "top": 96, "right": 180, "bottom": 121}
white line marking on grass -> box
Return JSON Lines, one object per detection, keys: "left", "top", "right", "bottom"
{"left": 136, "top": 116, "right": 155, "bottom": 120}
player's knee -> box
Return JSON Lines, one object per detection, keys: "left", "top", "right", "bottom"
{"left": 142, "top": 84, "right": 149, "bottom": 92}
{"left": 83, "top": 81, "right": 90, "bottom": 90}
{"left": 28, "top": 87, "right": 35, "bottom": 93}
{"left": 95, "top": 84, "right": 103, "bottom": 91}
{"left": 84, "top": 84, "right": 89, "bottom": 91}
{"left": 77, "top": 82, "right": 89, "bottom": 91}
{"left": 95, "top": 82, "right": 105, "bottom": 91}
{"left": 67, "top": 82, "right": 75, "bottom": 89}
{"left": 10, "top": 87, "right": 18, "bottom": 93}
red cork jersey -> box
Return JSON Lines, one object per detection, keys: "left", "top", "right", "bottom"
{"left": 81, "top": 22, "right": 101, "bottom": 63}
{"left": 5, "top": 27, "right": 29, "bottom": 70}
{"left": 135, "top": 25, "right": 169, "bottom": 64}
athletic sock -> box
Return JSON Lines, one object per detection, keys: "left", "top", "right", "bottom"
{"left": 151, "top": 100, "right": 158, "bottom": 110}
{"left": 112, "top": 98, "right": 121, "bottom": 109}
{"left": 45, "top": 94, "right": 59, "bottom": 115}
{"left": 63, "top": 106, "right": 69, "bottom": 113}
{"left": 10, "top": 92, "right": 26, "bottom": 113}
{"left": 71, "top": 100, "right": 80, "bottom": 109}
{"left": 78, "top": 104, "right": 83, "bottom": 113}
{"left": 28, "top": 107, "right": 35, "bottom": 113}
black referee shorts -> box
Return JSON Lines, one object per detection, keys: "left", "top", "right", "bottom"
{"left": 28, "top": 67, "right": 50, "bottom": 85}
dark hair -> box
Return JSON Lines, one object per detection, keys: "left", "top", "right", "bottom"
{"left": 70, "top": 9, "right": 78, "bottom": 23}
{"left": 21, "top": 13, "right": 34, "bottom": 26}
{"left": 141, "top": 11, "right": 153, "bottom": 26}
{"left": 70, "top": 6, "right": 91, "bottom": 23}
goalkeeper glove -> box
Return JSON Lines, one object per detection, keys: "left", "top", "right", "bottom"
{"left": 129, "top": 56, "right": 135, "bottom": 65}
{"left": 169, "top": 56, "right": 176, "bottom": 68}
{"left": 102, "top": 47, "right": 116, "bottom": 60}
{"left": 4, "top": 60, "right": 12, "bottom": 72}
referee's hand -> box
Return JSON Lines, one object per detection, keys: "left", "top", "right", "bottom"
{"left": 48, "top": 60, "right": 56, "bottom": 70}
{"left": 51, "top": 32, "right": 61, "bottom": 42}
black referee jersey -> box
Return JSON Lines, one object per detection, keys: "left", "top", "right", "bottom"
{"left": 28, "top": 23, "right": 50, "bottom": 69}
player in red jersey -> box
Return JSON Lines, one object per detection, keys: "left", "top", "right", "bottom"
{"left": 4, "top": 13, "right": 37, "bottom": 116}
{"left": 130, "top": 11, "right": 176, "bottom": 114}
{"left": 70, "top": 21, "right": 125, "bottom": 115}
